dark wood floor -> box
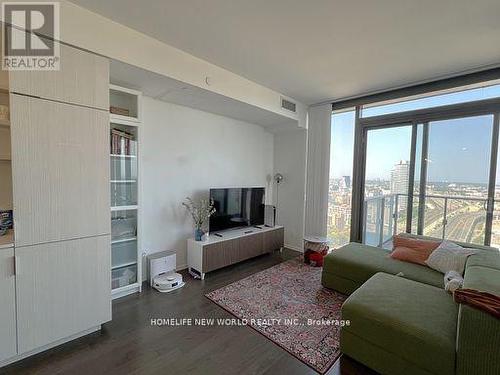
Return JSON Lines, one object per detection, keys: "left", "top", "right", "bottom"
{"left": 3, "top": 249, "right": 374, "bottom": 375}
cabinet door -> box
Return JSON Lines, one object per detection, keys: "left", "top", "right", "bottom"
{"left": 15, "top": 236, "right": 111, "bottom": 354}
{"left": 203, "top": 239, "right": 239, "bottom": 272}
{"left": 263, "top": 228, "right": 284, "bottom": 253}
{"left": 239, "top": 233, "right": 264, "bottom": 261}
{"left": 9, "top": 33, "right": 108, "bottom": 110}
{"left": 0, "top": 248, "right": 16, "bottom": 361}
{"left": 10, "top": 95, "right": 110, "bottom": 247}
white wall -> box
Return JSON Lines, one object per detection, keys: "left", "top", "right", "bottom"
{"left": 273, "top": 129, "right": 307, "bottom": 251}
{"left": 141, "top": 96, "right": 274, "bottom": 275}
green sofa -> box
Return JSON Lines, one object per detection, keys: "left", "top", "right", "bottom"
{"left": 322, "top": 235, "right": 500, "bottom": 375}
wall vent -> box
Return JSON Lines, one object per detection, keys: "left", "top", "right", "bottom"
{"left": 281, "top": 97, "right": 297, "bottom": 113}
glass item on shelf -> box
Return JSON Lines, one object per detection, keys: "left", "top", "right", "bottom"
{"left": 111, "top": 264, "right": 137, "bottom": 289}
{"left": 111, "top": 181, "right": 138, "bottom": 207}
{"left": 111, "top": 212, "right": 137, "bottom": 241}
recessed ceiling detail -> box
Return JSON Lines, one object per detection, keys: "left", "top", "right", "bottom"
{"left": 72, "top": 0, "right": 500, "bottom": 105}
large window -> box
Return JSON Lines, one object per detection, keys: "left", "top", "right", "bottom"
{"left": 422, "top": 115, "right": 493, "bottom": 245}
{"left": 327, "top": 110, "right": 355, "bottom": 248}
{"left": 335, "top": 79, "right": 500, "bottom": 247}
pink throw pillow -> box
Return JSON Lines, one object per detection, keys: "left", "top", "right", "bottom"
{"left": 392, "top": 235, "right": 441, "bottom": 253}
{"left": 390, "top": 245, "right": 435, "bottom": 266}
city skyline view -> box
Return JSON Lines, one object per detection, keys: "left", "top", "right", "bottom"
{"left": 331, "top": 114, "right": 494, "bottom": 184}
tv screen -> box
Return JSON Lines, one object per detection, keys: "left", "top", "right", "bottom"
{"left": 209, "top": 187, "right": 265, "bottom": 232}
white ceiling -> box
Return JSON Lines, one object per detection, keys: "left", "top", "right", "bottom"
{"left": 110, "top": 60, "right": 298, "bottom": 132}
{"left": 72, "top": 0, "right": 500, "bottom": 105}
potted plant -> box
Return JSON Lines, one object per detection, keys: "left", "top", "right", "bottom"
{"left": 182, "top": 197, "right": 216, "bottom": 241}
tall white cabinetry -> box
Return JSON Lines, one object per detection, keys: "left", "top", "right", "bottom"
{"left": 0, "top": 27, "right": 111, "bottom": 366}
{"left": 0, "top": 36, "right": 15, "bottom": 363}
{"left": 109, "top": 85, "right": 142, "bottom": 299}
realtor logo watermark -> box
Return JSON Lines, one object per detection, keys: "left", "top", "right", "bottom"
{"left": 2, "top": 2, "right": 60, "bottom": 70}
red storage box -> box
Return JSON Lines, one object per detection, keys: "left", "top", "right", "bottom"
{"left": 309, "top": 252, "right": 324, "bottom": 267}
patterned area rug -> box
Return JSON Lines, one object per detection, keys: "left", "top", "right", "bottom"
{"left": 205, "top": 258, "right": 347, "bottom": 374}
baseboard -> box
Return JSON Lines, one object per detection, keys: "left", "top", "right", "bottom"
{"left": 0, "top": 326, "right": 101, "bottom": 368}
{"left": 285, "top": 243, "right": 304, "bottom": 253}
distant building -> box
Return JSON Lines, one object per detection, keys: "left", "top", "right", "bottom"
{"left": 391, "top": 160, "right": 409, "bottom": 210}
{"left": 328, "top": 204, "right": 351, "bottom": 230}
{"left": 340, "top": 175, "right": 351, "bottom": 191}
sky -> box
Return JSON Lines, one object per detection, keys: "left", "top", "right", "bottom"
{"left": 330, "top": 84, "right": 500, "bottom": 184}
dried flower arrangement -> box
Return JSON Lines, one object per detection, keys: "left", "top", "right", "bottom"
{"left": 182, "top": 197, "right": 216, "bottom": 240}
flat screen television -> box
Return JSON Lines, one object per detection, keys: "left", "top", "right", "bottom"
{"left": 209, "top": 187, "right": 265, "bottom": 232}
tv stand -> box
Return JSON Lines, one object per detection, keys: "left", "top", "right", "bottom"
{"left": 187, "top": 226, "right": 284, "bottom": 280}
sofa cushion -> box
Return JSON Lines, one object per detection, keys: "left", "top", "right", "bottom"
{"left": 465, "top": 248, "right": 500, "bottom": 270}
{"left": 341, "top": 330, "right": 435, "bottom": 375}
{"left": 341, "top": 272, "right": 458, "bottom": 375}
{"left": 456, "top": 265, "right": 500, "bottom": 375}
{"left": 322, "top": 242, "right": 444, "bottom": 290}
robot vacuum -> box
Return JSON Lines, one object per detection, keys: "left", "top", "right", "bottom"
{"left": 148, "top": 250, "right": 185, "bottom": 293}
{"left": 153, "top": 272, "right": 185, "bottom": 293}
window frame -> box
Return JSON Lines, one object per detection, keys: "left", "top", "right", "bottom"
{"left": 348, "top": 96, "right": 500, "bottom": 246}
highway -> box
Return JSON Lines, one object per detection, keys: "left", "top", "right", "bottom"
{"left": 427, "top": 210, "right": 485, "bottom": 243}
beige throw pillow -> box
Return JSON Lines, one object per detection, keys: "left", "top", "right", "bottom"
{"left": 425, "top": 240, "right": 476, "bottom": 274}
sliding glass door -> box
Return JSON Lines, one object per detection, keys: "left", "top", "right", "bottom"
{"left": 358, "top": 113, "right": 498, "bottom": 247}
{"left": 363, "top": 125, "right": 412, "bottom": 246}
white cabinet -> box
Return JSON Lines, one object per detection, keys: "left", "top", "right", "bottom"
{"left": 0, "top": 30, "right": 111, "bottom": 366}
{"left": 9, "top": 37, "right": 109, "bottom": 110}
{"left": 0, "top": 248, "right": 16, "bottom": 361}
{"left": 15, "top": 236, "right": 111, "bottom": 354}
{"left": 10, "top": 95, "right": 110, "bottom": 247}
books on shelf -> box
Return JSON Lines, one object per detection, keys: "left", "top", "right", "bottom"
{"left": 111, "top": 128, "right": 135, "bottom": 155}
{"left": 110, "top": 106, "right": 130, "bottom": 117}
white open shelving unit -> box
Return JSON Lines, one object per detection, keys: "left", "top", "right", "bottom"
{"left": 109, "top": 84, "right": 142, "bottom": 299}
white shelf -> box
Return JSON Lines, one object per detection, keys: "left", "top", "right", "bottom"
{"left": 111, "top": 237, "right": 137, "bottom": 244}
{"left": 110, "top": 113, "right": 140, "bottom": 124}
{"left": 111, "top": 205, "right": 138, "bottom": 211}
{"left": 111, "top": 261, "right": 137, "bottom": 270}
{"left": 109, "top": 84, "right": 142, "bottom": 299}
{"left": 110, "top": 154, "right": 136, "bottom": 158}
{"left": 111, "top": 282, "right": 140, "bottom": 300}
